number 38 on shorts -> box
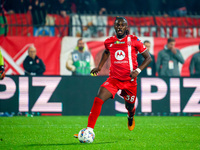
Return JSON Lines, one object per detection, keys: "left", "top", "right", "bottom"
{"left": 125, "top": 95, "right": 136, "bottom": 103}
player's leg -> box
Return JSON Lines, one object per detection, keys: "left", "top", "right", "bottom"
{"left": 121, "top": 89, "right": 136, "bottom": 117}
{"left": 74, "top": 78, "right": 117, "bottom": 138}
{"left": 87, "top": 86, "right": 113, "bottom": 129}
{"left": 121, "top": 85, "right": 137, "bottom": 131}
{"left": 125, "top": 100, "right": 136, "bottom": 131}
{"left": 74, "top": 87, "right": 112, "bottom": 138}
{"left": 125, "top": 101, "right": 136, "bottom": 117}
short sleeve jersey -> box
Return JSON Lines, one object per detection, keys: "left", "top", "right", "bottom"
{"left": 104, "top": 35, "right": 146, "bottom": 82}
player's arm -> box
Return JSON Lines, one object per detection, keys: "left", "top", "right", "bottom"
{"left": 0, "top": 50, "right": 4, "bottom": 66}
{"left": 131, "top": 50, "right": 152, "bottom": 78}
{"left": 139, "top": 51, "right": 152, "bottom": 70}
{"left": 90, "top": 50, "right": 110, "bottom": 75}
{"left": 0, "top": 50, "right": 5, "bottom": 80}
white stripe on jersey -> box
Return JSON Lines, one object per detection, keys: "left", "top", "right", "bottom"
{"left": 127, "top": 36, "right": 133, "bottom": 72}
{"left": 127, "top": 36, "right": 134, "bottom": 81}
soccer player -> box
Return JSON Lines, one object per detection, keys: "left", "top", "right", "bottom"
{"left": 74, "top": 16, "right": 152, "bottom": 137}
{"left": 0, "top": 49, "right": 5, "bottom": 80}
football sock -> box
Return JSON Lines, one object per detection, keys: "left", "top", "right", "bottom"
{"left": 87, "top": 97, "right": 104, "bottom": 129}
{"left": 128, "top": 107, "right": 136, "bottom": 118}
{"left": 87, "top": 127, "right": 93, "bottom": 131}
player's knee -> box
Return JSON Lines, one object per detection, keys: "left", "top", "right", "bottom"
{"left": 96, "top": 95, "right": 104, "bottom": 101}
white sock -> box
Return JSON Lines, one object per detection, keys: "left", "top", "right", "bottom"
{"left": 87, "top": 127, "right": 94, "bottom": 131}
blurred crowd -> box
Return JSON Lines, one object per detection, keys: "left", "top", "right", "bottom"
{"left": 2, "top": 0, "right": 199, "bottom": 27}
{"left": 2, "top": 0, "right": 200, "bottom": 16}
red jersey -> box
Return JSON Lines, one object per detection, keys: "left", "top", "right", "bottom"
{"left": 104, "top": 35, "right": 147, "bottom": 82}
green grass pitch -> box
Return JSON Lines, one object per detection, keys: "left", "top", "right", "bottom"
{"left": 0, "top": 116, "right": 199, "bottom": 150}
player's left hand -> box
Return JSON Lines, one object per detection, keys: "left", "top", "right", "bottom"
{"left": 130, "top": 70, "right": 139, "bottom": 79}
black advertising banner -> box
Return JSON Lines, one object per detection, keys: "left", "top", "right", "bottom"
{"left": 0, "top": 76, "right": 199, "bottom": 116}
{"left": 0, "top": 76, "right": 115, "bottom": 115}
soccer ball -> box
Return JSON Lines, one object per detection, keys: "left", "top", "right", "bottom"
{"left": 78, "top": 128, "right": 95, "bottom": 143}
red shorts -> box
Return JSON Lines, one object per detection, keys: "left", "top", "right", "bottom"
{"left": 101, "top": 77, "right": 137, "bottom": 104}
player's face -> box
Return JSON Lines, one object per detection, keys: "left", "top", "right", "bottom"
{"left": 167, "top": 41, "right": 175, "bottom": 50}
{"left": 144, "top": 42, "right": 150, "bottom": 51}
{"left": 114, "top": 19, "right": 127, "bottom": 38}
{"left": 28, "top": 47, "right": 36, "bottom": 59}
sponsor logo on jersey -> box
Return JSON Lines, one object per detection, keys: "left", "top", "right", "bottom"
{"left": 114, "top": 60, "right": 128, "bottom": 64}
{"left": 114, "top": 41, "right": 125, "bottom": 44}
{"left": 115, "top": 50, "right": 125, "bottom": 60}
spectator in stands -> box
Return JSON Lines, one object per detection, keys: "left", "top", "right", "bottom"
{"left": 23, "top": 45, "right": 46, "bottom": 75}
{"left": 189, "top": 43, "right": 200, "bottom": 77}
{"left": 137, "top": 40, "right": 156, "bottom": 77}
{"left": 75, "top": 0, "right": 99, "bottom": 14}
{"left": 50, "top": 0, "right": 71, "bottom": 17}
{"left": 185, "top": 0, "right": 200, "bottom": 15}
{"left": 66, "top": 38, "right": 95, "bottom": 75}
{"left": 156, "top": 38, "right": 184, "bottom": 76}
{"left": 4, "top": 0, "right": 31, "bottom": 14}
{"left": 29, "top": 0, "right": 47, "bottom": 26}
{"left": 99, "top": 7, "right": 107, "bottom": 15}
{"left": 163, "top": 0, "right": 187, "bottom": 17}
{"left": 97, "top": 0, "right": 123, "bottom": 14}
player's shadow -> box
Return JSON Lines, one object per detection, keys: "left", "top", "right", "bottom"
{"left": 24, "top": 141, "right": 115, "bottom": 147}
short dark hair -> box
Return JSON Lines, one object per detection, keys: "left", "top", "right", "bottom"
{"left": 144, "top": 40, "right": 150, "bottom": 44}
{"left": 77, "top": 38, "right": 83, "bottom": 44}
{"left": 115, "top": 16, "right": 128, "bottom": 25}
{"left": 167, "top": 37, "right": 175, "bottom": 43}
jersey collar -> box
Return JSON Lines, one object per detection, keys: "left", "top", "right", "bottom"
{"left": 115, "top": 35, "right": 127, "bottom": 41}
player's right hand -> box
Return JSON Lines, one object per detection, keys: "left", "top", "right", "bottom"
{"left": 90, "top": 67, "right": 101, "bottom": 76}
{"left": 0, "top": 66, "right": 5, "bottom": 80}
